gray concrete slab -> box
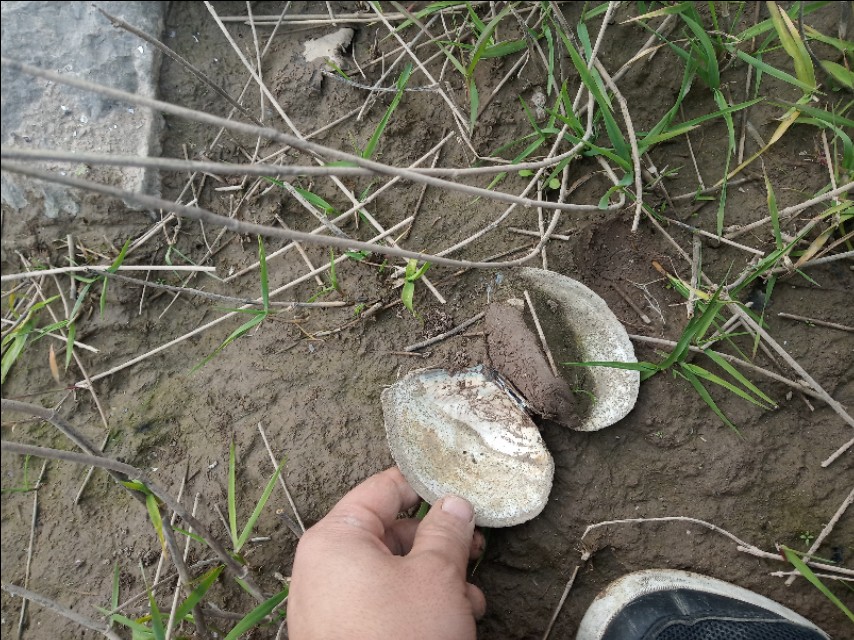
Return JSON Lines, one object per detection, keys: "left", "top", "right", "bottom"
{"left": 1, "top": 1, "right": 167, "bottom": 223}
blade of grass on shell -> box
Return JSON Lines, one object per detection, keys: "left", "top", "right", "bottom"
{"left": 228, "top": 442, "right": 238, "bottom": 549}
{"left": 677, "top": 364, "right": 741, "bottom": 434}
{"left": 223, "top": 588, "right": 288, "bottom": 640}
{"left": 363, "top": 63, "right": 413, "bottom": 159}
{"left": 781, "top": 546, "right": 854, "bottom": 622}
{"left": 236, "top": 457, "right": 286, "bottom": 552}
{"left": 563, "top": 360, "right": 661, "bottom": 382}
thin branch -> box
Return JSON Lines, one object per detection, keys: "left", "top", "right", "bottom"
{"left": 777, "top": 312, "right": 853, "bottom": 333}
{"left": 541, "top": 565, "right": 580, "bottom": 640}
{"left": 2, "top": 583, "right": 122, "bottom": 640}
{"left": 0, "top": 264, "right": 215, "bottom": 283}
{"left": 403, "top": 312, "right": 486, "bottom": 352}
{"left": 580, "top": 516, "right": 853, "bottom": 576}
{"left": 524, "top": 290, "right": 560, "bottom": 378}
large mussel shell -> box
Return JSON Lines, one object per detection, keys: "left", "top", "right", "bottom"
{"left": 511, "top": 268, "right": 639, "bottom": 431}
{"left": 382, "top": 366, "right": 554, "bottom": 528}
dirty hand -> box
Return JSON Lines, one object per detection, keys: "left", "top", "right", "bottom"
{"left": 287, "top": 467, "right": 486, "bottom": 640}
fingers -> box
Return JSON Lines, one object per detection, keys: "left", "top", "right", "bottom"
{"left": 384, "top": 518, "right": 485, "bottom": 560}
{"left": 467, "top": 583, "right": 487, "bottom": 620}
{"left": 410, "top": 495, "right": 476, "bottom": 575}
{"left": 317, "top": 467, "right": 420, "bottom": 540}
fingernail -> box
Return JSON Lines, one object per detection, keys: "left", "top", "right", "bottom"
{"left": 441, "top": 495, "right": 474, "bottom": 523}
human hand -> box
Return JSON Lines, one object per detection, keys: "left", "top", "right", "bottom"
{"left": 287, "top": 467, "right": 486, "bottom": 640}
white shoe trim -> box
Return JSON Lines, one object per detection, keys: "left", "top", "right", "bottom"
{"left": 575, "top": 569, "right": 829, "bottom": 640}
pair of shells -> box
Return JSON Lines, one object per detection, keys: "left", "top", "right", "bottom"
{"left": 382, "top": 269, "right": 639, "bottom": 527}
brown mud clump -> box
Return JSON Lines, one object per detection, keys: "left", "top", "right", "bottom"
{"left": 485, "top": 302, "right": 576, "bottom": 427}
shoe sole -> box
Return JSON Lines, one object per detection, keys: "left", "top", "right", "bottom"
{"left": 575, "top": 569, "right": 829, "bottom": 640}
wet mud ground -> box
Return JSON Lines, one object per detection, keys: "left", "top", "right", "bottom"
{"left": 1, "top": 2, "right": 852, "bottom": 638}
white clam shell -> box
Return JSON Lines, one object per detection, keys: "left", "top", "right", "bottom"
{"left": 382, "top": 367, "right": 554, "bottom": 528}
{"left": 517, "top": 268, "right": 639, "bottom": 431}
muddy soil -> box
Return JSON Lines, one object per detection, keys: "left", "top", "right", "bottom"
{"left": 2, "top": 2, "right": 852, "bottom": 639}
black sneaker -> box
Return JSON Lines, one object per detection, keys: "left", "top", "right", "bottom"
{"left": 576, "top": 569, "right": 830, "bottom": 640}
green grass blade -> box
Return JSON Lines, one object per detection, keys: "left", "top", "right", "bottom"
{"left": 735, "top": 50, "right": 816, "bottom": 92}
{"left": 223, "top": 588, "right": 288, "bottom": 640}
{"left": 482, "top": 38, "right": 528, "bottom": 58}
{"left": 236, "top": 457, "right": 287, "bottom": 552}
{"left": 144, "top": 575, "right": 166, "bottom": 640}
{"left": 466, "top": 3, "right": 513, "bottom": 78}
{"left": 764, "top": 174, "right": 783, "bottom": 251}
{"left": 712, "top": 89, "right": 734, "bottom": 235}
{"left": 781, "top": 546, "right": 854, "bottom": 622}
{"left": 145, "top": 493, "right": 166, "bottom": 553}
{"left": 65, "top": 320, "right": 76, "bottom": 370}
{"left": 172, "top": 565, "right": 224, "bottom": 627}
{"left": 767, "top": 2, "right": 815, "bottom": 89}
{"left": 68, "top": 281, "right": 93, "bottom": 322}
{"left": 104, "top": 612, "right": 153, "bottom": 636}
{"left": 681, "top": 362, "right": 774, "bottom": 409}
{"left": 363, "top": 63, "right": 413, "bottom": 159}
{"left": 677, "top": 365, "right": 740, "bottom": 434}
{"left": 736, "top": 2, "right": 829, "bottom": 40}
{"left": 703, "top": 349, "right": 776, "bottom": 407}
{"left": 469, "top": 78, "right": 479, "bottom": 131}
{"left": 228, "top": 442, "right": 239, "bottom": 548}
{"left": 292, "top": 186, "right": 336, "bottom": 215}
{"left": 678, "top": 13, "right": 720, "bottom": 88}
{"left": 193, "top": 312, "right": 266, "bottom": 371}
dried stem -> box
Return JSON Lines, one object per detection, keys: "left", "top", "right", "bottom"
{"left": 258, "top": 421, "right": 305, "bottom": 536}
{"left": 581, "top": 516, "right": 853, "bottom": 576}
{"left": 524, "top": 290, "right": 560, "bottom": 378}
{"left": 403, "top": 311, "right": 486, "bottom": 352}
{"left": 2, "top": 583, "right": 122, "bottom": 640}
{"left": 541, "top": 565, "right": 580, "bottom": 640}
{"left": 777, "top": 312, "right": 853, "bottom": 333}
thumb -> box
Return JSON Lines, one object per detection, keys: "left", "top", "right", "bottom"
{"left": 410, "top": 495, "right": 476, "bottom": 573}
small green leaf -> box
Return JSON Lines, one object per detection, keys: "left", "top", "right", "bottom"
{"left": 223, "top": 588, "right": 289, "bottom": 640}
{"left": 236, "top": 457, "right": 287, "bottom": 552}
{"left": 172, "top": 565, "right": 224, "bottom": 627}
{"left": 781, "top": 546, "right": 854, "bottom": 622}
{"left": 228, "top": 442, "right": 239, "bottom": 548}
